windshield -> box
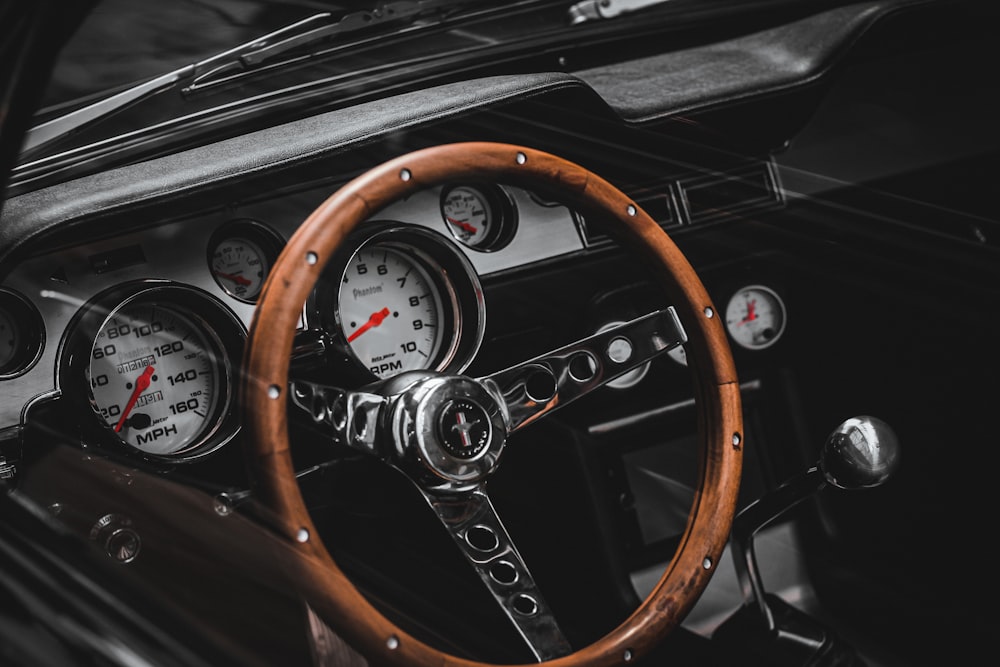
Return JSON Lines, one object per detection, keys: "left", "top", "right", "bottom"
{"left": 19, "top": 0, "right": 848, "bottom": 189}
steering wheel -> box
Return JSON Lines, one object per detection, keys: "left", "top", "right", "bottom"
{"left": 243, "top": 142, "right": 743, "bottom": 666}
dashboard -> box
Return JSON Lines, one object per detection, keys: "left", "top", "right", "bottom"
{"left": 1, "top": 159, "right": 792, "bottom": 470}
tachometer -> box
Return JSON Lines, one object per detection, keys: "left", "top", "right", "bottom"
{"left": 316, "top": 226, "right": 485, "bottom": 381}
{"left": 88, "top": 300, "right": 229, "bottom": 456}
{"left": 339, "top": 245, "right": 449, "bottom": 379}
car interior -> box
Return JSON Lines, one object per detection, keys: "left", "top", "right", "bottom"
{"left": 0, "top": 0, "right": 997, "bottom": 665}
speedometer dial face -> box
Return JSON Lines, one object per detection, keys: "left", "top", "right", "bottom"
{"left": 338, "top": 245, "right": 451, "bottom": 379}
{"left": 89, "top": 303, "right": 227, "bottom": 456}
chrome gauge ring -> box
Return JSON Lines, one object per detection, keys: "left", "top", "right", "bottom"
{"left": 312, "top": 225, "right": 485, "bottom": 381}
{"left": 66, "top": 283, "right": 245, "bottom": 461}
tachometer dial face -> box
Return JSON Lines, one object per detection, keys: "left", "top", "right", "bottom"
{"left": 210, "top": 236, "right": 268, "bottom": 301}
{"left": 338, "top": 245, "right": 451, "bottom": 379}
{"left": 724, "top": 285, "right": 787, "bottom": 350}
{"left": 442, "top": 185, "right": 495, "bottom": 249}
{"left": 88, "top": 303, "right": 227, "bottom": 456}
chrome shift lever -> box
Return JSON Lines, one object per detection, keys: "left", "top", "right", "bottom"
{"left": 716, "top": 416, "right": 900, "bottom": 665}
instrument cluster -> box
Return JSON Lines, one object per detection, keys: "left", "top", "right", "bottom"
{"left": 43, "top": 181, "right": 518, "bottom": 463}
{"left": 5, "top": 175, "right": 790, "bottom": 465}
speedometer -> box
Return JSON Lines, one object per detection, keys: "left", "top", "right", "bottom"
{"left": 88, "top": 299, "right": 230, "bottom": 456}
{"left": 338, "top": 245, "right": 451, "bottom": 379}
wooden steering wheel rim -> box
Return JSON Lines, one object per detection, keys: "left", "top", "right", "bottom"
{"left": 243, "top": 142, "right": 743, "bottom": 666}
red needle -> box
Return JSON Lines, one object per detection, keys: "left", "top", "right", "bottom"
{"left": 215, "top": 270, "right": 252, "bottom": 286}
{"left": 739, "top": 299, "right": 757, "bottom": 326}
{"left": 446, "top": 216, "right": 477, "bottom": 234}
{"left": 115, "top": 365, "right": 155, "bottom": 432}
{"left": 347, "top": 307, "right": 391, "bottom": 343}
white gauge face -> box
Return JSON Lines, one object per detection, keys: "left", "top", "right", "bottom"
{"left": 724, "top": 285, "right": 787, "bottom": 350}
{"left": 89, "top": 303, "right": 226, "bottom": 456}
{"left": 211, "top": 236, "right": 268, "bottom": 301}
{"left": 0, "top": 307, "right": 18, "bottom": 369}
{"left": 442, "top": 186, "right": 494, "bottom": 249}
{"left": 338, "top": 245, "right": 451, "bottom": 379}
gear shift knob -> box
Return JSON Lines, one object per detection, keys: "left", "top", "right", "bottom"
{"left": 717, "top": 415, "right": 902, "bottom": 664}
{"left": 821, "top": 416, "right": 900, "bottom": 490}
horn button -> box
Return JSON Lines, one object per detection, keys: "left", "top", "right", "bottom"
{"left": 389, "top": 375, "right": 508, "bottom": 492}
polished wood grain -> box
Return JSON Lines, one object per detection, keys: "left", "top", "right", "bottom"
{"left": 243, "top": 142, "right": 743, "bottom": 666}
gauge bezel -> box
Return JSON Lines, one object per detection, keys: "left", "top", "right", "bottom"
{"left": 61, "top": 281, "right": 246, "bottom": 462}
{"left": 206, "top": 218, "right": 284, "bottom": 304}
{"left": 723, "top": 283, "right": 787, "bottom": 351}
{"left": 0, "top": 288, "right": 45, "bottom": 380}
{"left": 439, "top": 183, "right": 517, "bottom": 252}
{"left": 309, "top": 224, "right": 486, "bottom": 381}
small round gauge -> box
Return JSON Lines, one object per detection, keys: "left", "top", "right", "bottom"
{"left": 440, "top": 184, "right": 516, "bottom": 251}
{"left": 0, "top": 289, "right": 44, "bottom": 379}
{"left": 724, "top": 285, "right": 787, "bottom": 350}
{"left": 0, "top": 307, "right": 20, "bottom": 370}
{"left": 208, "top": 220, "right": 283, "bottom": 303}
{"left": 338, "top": 244, "right": 453, "bottom": 379}
{"left": 211, "top": 237, "right": 268, "bottom": 301}
{"left": 88, "top": 301, "right": 229, "bottom": 456}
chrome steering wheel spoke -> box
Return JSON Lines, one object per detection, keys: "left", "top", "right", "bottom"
{"left": 420, "top": 486, "right": 573, "bottom": 662}
{"left": 482, "top": 308, "right": 686, "bottom": 433}
{"left": 289, "top": 379, "right": 387, "bottom": 459}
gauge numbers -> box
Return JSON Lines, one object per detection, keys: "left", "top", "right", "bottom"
{"left": 724, "top": 285, "right": 787, "bottom": 350}
{"left": 89, "top": 303, "right": 227, "bottom": 456}
{"left": 339, "top": 245, "right": 449, "bottom": 379}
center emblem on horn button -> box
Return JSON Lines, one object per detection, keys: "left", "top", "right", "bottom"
{"left": 438, "top": 398, "right": 491, "bottom": 459}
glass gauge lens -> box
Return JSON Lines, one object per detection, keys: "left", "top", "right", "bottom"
{"left": 210, "top": 236, "right": 268, "bottom": 301}
{"left": 0, "top": 306, "right": 19, "bottom": 369}
{"left": 442, "top": 185, "right": 495, "bottom": 249}
{"left": 724, "top": 285, "right": 787, "bottom": 350}
{"left": 89, "top": 303, "right": 227, "bottom": 456}
{"left": 339, "top": 245, "right": 449, "bottom": 379}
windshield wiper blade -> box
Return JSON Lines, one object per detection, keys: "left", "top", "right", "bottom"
{"left": 20, "top": 1, "right": 485, "bottom": 157}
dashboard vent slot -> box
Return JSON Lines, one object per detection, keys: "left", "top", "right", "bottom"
{"left": 578, "top": 160, "right": 783, "bottom": 247}
{"left": 678, "top": 161, "right": 783, "bottom": 223}
{"left": 579, "top": 182, "right": 680, "bottom": 247}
